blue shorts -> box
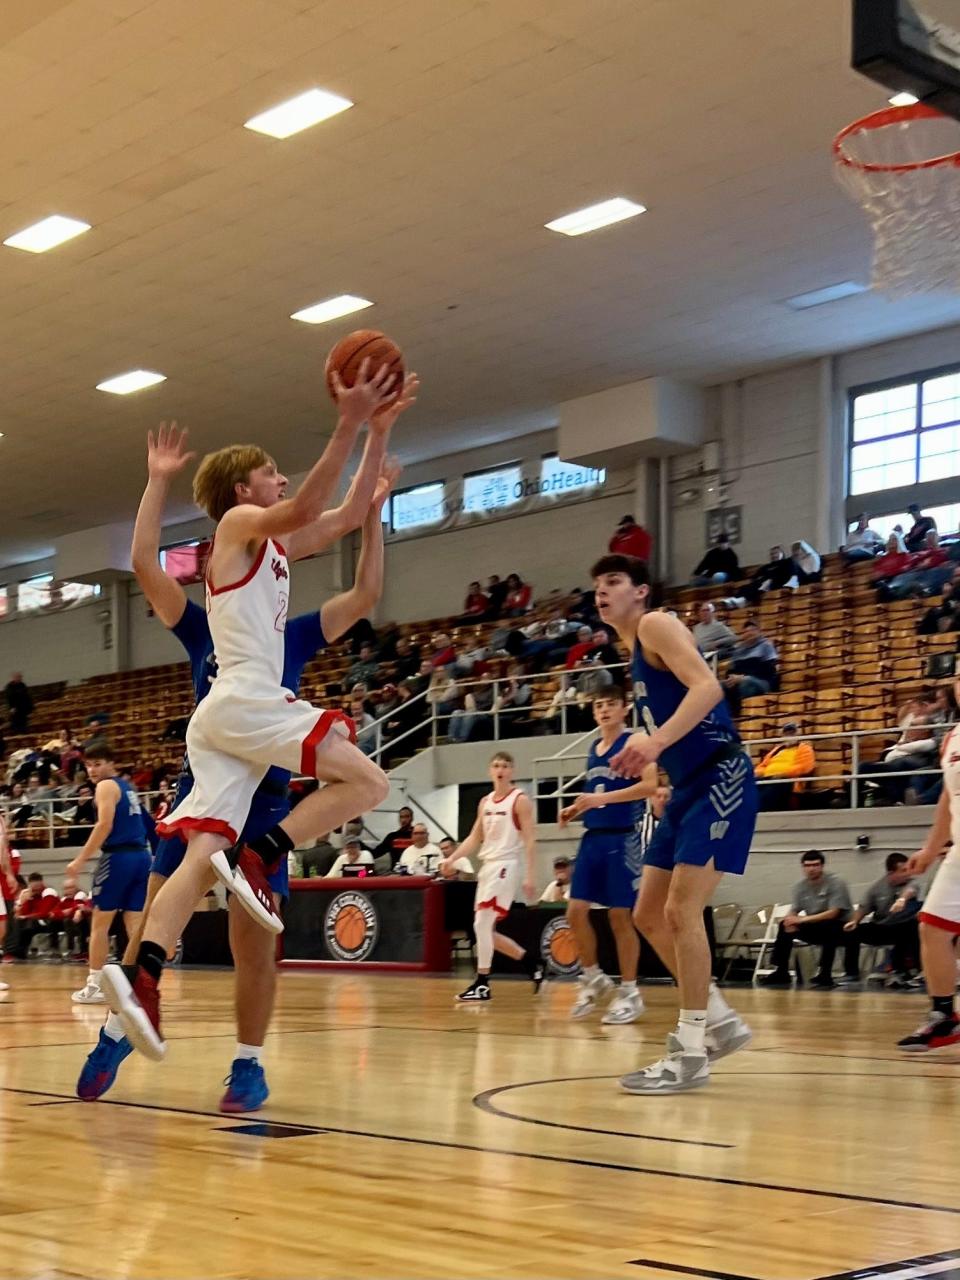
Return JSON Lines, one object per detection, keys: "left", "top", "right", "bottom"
{"left": 570, "top": 828, "right": 642, "bottom": 909}
{"left": 644, "top": 750, "right": 757, "bottom": 876}
{"left": 91, "top": 846, "right": 151, "bottom": 912}
{"left": 152, "top": 774, "right": 290, "bottom": 899}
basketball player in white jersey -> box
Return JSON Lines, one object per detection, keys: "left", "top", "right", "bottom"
{"left": 440, "top": 751, "right": 543, "bottom": 1001}
{"left": 104, "top": 361, "right": 416, "bottom": 1059}
{"left": 897, "top": 677, "right": 960, "bottom": 1052}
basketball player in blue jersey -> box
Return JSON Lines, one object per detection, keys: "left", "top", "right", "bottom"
{"left": 559, "top": 686, "right": 657, "bottom": 1024}
{"left": 592, "top": 553, "right": 757, "bottom": 1094}
{"left": 77, "top": 421, "right": 402, "bottom": 1108}
{"left": 64, "top": 740, "right": 151, "bottom": 1006}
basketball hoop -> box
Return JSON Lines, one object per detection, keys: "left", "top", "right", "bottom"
{"left": 832, "top": 102, "right": 960, "bottom": 294}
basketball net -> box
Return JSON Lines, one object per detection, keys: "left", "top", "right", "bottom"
{"left": 832, "top": 103, "right": 960, "bottom": 294}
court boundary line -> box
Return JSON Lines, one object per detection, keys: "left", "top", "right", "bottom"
{"left": 4, "top": 1083, "right": 960, "bottom": 1217}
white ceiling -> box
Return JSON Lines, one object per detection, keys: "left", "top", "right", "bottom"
{"left": 2, "top": 0, "right": 959, "bottom": 570}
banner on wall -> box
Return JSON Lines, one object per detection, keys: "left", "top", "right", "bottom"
{"left": 388, "top": 455, "right": 614, "bottom": 540}
{"left": 705, "top": 505, "right": 742, "bottom": 546}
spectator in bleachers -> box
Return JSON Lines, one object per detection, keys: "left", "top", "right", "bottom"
{"left": 448, "top": 678, "right": 495, "bottom": 743}
{"left": 453, "top": 642, "right": 488, "bottom": 679}
{"left": 405, "top": 657, "right": 435, "bottom": 698}
{"left": 459, "top": 581, "right": 490, "bottom": 623}
{"left": 350, "top": 693, "right": 378, "bottom": 757}
{"left": 691, "top": 534, "right": 740, "bottom": 586}
{"left": 754, "top": 722, "right": 816, "bottom": 811}
{"left": 861, "top": 692, "right": 937, "bottom": 805}
{"left": 10, "top": 872, "right": 60, "bottom": 958}
{"left": 495, "top": 663, "right": 532, "bottom": 730}
{"left": 609, "top": 514, "right": 652, "bottom": 563}
{"left": 564, "top": 625, "right": 600, "bottom": 669}
{"left": 503, "top": 573, "right": 532, "bottom": 617}
{"left": 343, "top": 616, "right": 378, "bottom": 656}
{"left": 373, "top": 807, "right": 415, "bottom": 870}
{"left": 916, "top": 577, "right": 959, "bottom": 634}
{"left": 347, "top": 643, "right": 381, "bottom": 690}
{"left": 872, "top": 531, "right": 910, "bottom": 584}
{"left": 375, "top": 683, "right": 401, "bottom": 721}
{"left": 842, "top": 852, "right": 922, "bottom": 986}
{"left": 791, "top": 539, "right": 822, "bottom": 585}
{"left": 4, "top": 673, "right": 32, "bottom": 735}
{"left": 842, "top": 513, "right": 885, "bottom": 562}
{"left": 397, "top": 823, "right": 442, "bottom": 875}
{"left": 381, "top": 681, "right": 429, "bottom": 764}
{"left": 427, "top": 667, "right": 459, "bottom": 726}
{"left": 722, "top": 620, "right": 780, "bottom": 715}
{"left": 300, "top": 831, "right": 340, "bottom": 879}
{"left": 907, "top": 685, "right": 959, "bottom": 806}
{"left": 437, "top": 836, "right": 474, "bottom": 879}
{"left": 486, "top": 574, "right": 508, "bottom": 619}
{"left": 326, "top": 837, "right": 374, "bottom": 878}
{"left": 391, "top": 635, "right": 421, "bottom": 681}
{"left": 430, "top": 632, "right": 456, "bottom": 669}
{"left": 759, "top": 850, "right": 852, "bottom": 989}
{"left": 692, "top": 602, "right": 738, "bottom": 658}
{"left": 723, "top": 546, "right": 799, "bottom": 607}
{"left": 904, "top": 502, "right": 937, "bottom": 552}
{"left": 877, "top": 530, "right": 950, "bottom": 601}
{"left": 539, "top": 857, "right": 573, "bottom": 903}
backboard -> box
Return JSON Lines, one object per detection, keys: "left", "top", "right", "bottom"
{"left": 853, "top": 0, "right": 960, "bottom": 120}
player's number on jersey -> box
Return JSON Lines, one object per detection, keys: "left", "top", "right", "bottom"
{"left": 274, "top": 592, "right": 289, "bottom": 634}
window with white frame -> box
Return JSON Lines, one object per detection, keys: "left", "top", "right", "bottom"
{"left": 849, "top": 502, "right": 960, "bottom": 544}
{"left": 538, "top": 454, "right": 606, "bottom": 496}
{"left": 18, "top": 574, "right": 53, "bottom": 612}
{"left": 462, "top": 464, "right": 523, "bottom": 514}
{"left": 849, "top": 367, "right": 960, "bottom": 496}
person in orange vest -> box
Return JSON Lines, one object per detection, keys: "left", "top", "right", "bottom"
{"left": 755, "top": 721, "right": 816, "bottom": 811}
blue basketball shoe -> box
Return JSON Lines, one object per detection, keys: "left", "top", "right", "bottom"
{"left": 219, "top": 1058, "right": 269, "bottom": 1113}
{"left": 77, "top": 1027, "right": 134, "bottom": 1101}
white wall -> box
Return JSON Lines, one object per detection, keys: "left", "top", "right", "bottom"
{"left": 0, "top": 598, "right": 113, "bottom": 686}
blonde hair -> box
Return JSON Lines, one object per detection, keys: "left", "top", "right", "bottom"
{"left": 192, "top": 444, "right": 272, "bottom": 521}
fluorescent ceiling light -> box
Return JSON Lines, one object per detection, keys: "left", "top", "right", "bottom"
{"left": 244, "top": 88, "right": 353, "bottom": 139}
{"left": 291, "top": 295, "right": 373, "bottom": 325}
{"left": 96, "top": 370, "right": 167, "bottom": 395}
{"left": 889, "top": 91, "right": 919, "bottom": 106}
{"left": 783, "top": 281, "right": 868, "bottom": 310}
{"left": 3, "top": 215, "right": 91, "bottom": 253}
{"left": 545, "top": 197, "right": 646, "bottom": 236}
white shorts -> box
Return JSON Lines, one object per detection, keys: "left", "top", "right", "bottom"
{"left": 475, "top": 859, "right": 521, "bottom": 920}
{"left": 156, "top": 682, "right": 355, "bottom": 846}
{"left": 919, "top": 847, "right": 960, "bottom": 934}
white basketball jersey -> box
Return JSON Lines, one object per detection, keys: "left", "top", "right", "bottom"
{"left": 943, "top": 726, "right": 960, "bottom": 848}
{"left": 478, "top": 788, "right": 524, "bottom": 864}
{"left": 206, "top": 537, "right": 289, "bottom": 687}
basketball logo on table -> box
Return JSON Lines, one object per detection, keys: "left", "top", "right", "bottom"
{"left": 323, "top": 891, "right": 379, "bottom": 962}
{"left": 539, "top": 916, "right": 581, "bottom": 977}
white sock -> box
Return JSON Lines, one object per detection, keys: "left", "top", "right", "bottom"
{"left": 104, "top": 1012, "right": 125, "bottom": 1041}
{"left": 620, "top": 979, "right": 638, "bottom": 996}
{"left": 676, "top": 1010, "right": 707, "bottom": 1053}
{"left": 87, "top": 969, "right": 102, "bottom": 988}
{"left": 584, "top": 964, "right": 601, "bottom": 980}
{"left": 235, "top": 1042, "right": 261, "bottom": 1063}
{"left": 707, "top": 981, "right": 732, "bottom": 1024}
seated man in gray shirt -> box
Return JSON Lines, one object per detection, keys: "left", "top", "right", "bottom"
{"left": 691, "top": 602, "right": 738, "bottom": 658}
{"left": 759, "top": 850, "right": 852, "bottom": 989}
{"left": 842, "top": 852, "right": 922, "bottom": 986}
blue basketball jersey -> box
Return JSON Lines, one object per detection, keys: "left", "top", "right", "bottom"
{"left": 170, "top": 599, "right": 326, "bottom": 792}
{"left": 104, "top": 776, "right": 149, "bottom": 850}
{"left": 631, "top": 643, "right": 740, "bottom": 787}
{"left": 582, "top": 730, "right": 645, "bottom": 831}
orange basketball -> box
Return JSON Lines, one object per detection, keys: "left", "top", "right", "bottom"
{"left": 549, "top": 925, "right": 579, "bottom": 968}
{"left": 325, "top": 329, "right": 404, "bottom": 404}
{"left": 334, "top": 904, "right": 368, "bottom": 952}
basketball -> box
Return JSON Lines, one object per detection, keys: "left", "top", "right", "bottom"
{"left": 549, "top": 924, "right": 579, "bottom": 968}
{"left": 333, "top": 903, "right": 368, "bottom": 952}
{"left": 325, "top": 330, "right": 404, "bottom": 404}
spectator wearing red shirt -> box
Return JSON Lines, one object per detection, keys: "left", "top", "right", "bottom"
{"left": 430, "top": 632, "right": 456, "bottom": 669}
{"left": 11, "top": 873, "right": 60, "bottom": 958}
{"left": 564, "top": 626, "right": 597, "bottom": 669}
{"left": 503, "top": 573, "right": 532, "bottom": 617}
{"left": 609, "top": 515, "right": 652, "bottom": 563}
{"left": 460, "top": 581, "right": 489, "bottom": 622}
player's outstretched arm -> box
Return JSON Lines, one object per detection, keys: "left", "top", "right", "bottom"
{"left": 320, "top": 460, "right": 400, "bottom": 643}
{"left": 131, "top": 423, "right": 196, "bottom": 628}
{"left": 64, "top": 779, "right": 119, "bottom": 880}
{"left": 516, "top": 793, "right": 537, "bottom": 902}
{"left": 219, "top": 361, "right": 397, "bottom": 548}
{"left": 287, "top": 374, "right": 417, "bottom": 562}
{"left": 611, "top": 614, "right": 724, "bottom": 776}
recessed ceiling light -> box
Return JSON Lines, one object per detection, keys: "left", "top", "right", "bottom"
{"left": 290, "top": 295, "right": 373, "bottom": 325}
{"left": 96, "top": 370, "right": 167, "bottom": 395}
{"left": 244, "top": 88, "right": 353, "bottom": 139}
{"left": 888, "top": 91, "right": 919, "bottom": 106}
{"left": 3, "top": 215, "right": 91, "bottom": 253}
{"left": 783, "top": 281, "right": 868, "bottom": 310}
{"left": 545, "top": 197, "right": 646, "bottom": 237}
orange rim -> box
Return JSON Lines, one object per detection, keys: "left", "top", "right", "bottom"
{"left": 833, "top": 102, "right": 960, "bottom": 174}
